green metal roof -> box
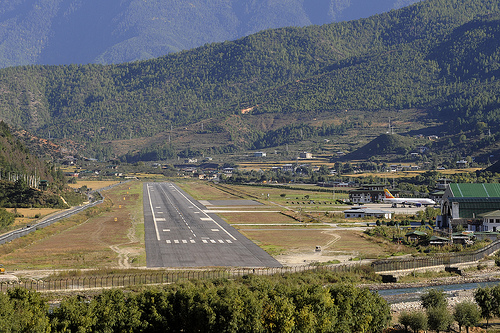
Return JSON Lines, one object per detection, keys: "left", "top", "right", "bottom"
{"left": 451, "top": 200, "right": 500, "bottom": 218}
{"left": 405, "top": 230, "right": 427, "bottom": 237}
{"left": 450, "top": 183, "right": 500, "bottom": 198}
{"left": 429, "top": 235, "right": 449, "bottom": 241}
{"left": 479, "top": 210, "right": 500, "bottom": 218}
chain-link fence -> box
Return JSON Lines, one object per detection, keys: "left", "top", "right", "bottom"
{"left": 3, "top": 240, "right": 499, "bottom": 291}
{"left": 371, "top": 239, "right": 500, "bottom": 272}
{"left": 0, "top": 264, "right": 364, "bottom": 292}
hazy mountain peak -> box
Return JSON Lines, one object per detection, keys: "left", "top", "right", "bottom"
{"left": 0, "top": 0, "right": 422, "bottom": 68}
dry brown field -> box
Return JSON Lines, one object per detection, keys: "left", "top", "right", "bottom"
{"left": 0, "top": 181, "right": 145, "bottom": 270}
{"left": 0, "top": 179, "right": 409, "bottom": 270}
{"left": 5, "top": 208, "right": 61, "bottom": 229}
{"left": 238, "top": 159, "right": 335, "bottom": 171}
{"left": 239, "top": 228, "right": 398, "bottom": 259}
{"left": 67, "top": 180, "right": 121, "bottom": 190}
{"left": 174, "top": 180, "right": 400, "bottom": 263}
{"left": 348, "top": 167, "right": 483, "bottom": 178}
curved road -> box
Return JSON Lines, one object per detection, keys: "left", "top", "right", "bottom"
{"left": 143, "top": 182, "right": 282, "bottom": 268}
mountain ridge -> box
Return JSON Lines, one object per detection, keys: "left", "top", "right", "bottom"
{"left": 0, "top": 0, "right": 422, "bottom": 68}
{"left": 0, "top": 0, "right": 498, "bottom": 164}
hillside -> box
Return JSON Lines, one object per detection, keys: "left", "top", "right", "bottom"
{"left": 345, "top": 134, "right": 419, "bottom": 160}
{"left": 0, "top": 0, "right": 421, "bottom": 68}
{"left": 0, "top": 121, "right": 54, "bottom": 183}
{"left": 0, "top": 0, "right": 498, "bottom": 163}
{"left": 0, "top": 121, "right": 74, "bottom": 208}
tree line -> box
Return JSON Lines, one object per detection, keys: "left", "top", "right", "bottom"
{"left": 1, "top": 275, "right": 391, "bottom": 332}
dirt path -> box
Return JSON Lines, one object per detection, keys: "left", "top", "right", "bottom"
{"left": 276, "top": 230, "right": 366, "bottom": 266}
{"left": 109, "top": 213, "right": 142, "bottom": 268}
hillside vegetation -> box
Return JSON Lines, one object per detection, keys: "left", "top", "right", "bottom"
{"left": 0, "top": 0, "right": 498, "bottom": 161}
{"left": 0, "top": 0, "right": 421, "bottom": 68}
{"left": 0, "top": 121, "right": 78, "bottom": 209}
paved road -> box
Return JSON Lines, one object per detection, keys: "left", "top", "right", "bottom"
{"left": 143, "top": 182, "right": 282, "bottom": 268}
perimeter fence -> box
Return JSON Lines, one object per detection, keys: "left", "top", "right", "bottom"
{"left": 0, "top": 264, "right": 365, "bottom": 292}
{"left": 3, "top": 239, "right": 500, "bottom": 292}
{"left": 371, "top": 239, "right": 500, "bottom": 272}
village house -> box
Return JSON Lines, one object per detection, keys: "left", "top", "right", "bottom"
{"left": 348, "top": 184, "right": 394, "bottom": 204}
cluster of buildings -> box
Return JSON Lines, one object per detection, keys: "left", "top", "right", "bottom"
{"left": 346, "top": 180, "right": 451, "bottom": 205}
{"left": 438, "top": 183, "right": 500, "bottom": 233}
{"left": 344, "top": 182, "right": 500, "bottom": 236}
{"left": 254, "top": 151, "right": 313, "bottom": 159}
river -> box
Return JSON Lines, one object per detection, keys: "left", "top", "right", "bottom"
{"left": 377, "top": 280, "right": 500, "bottom": 304}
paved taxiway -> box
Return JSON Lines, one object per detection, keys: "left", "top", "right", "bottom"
{"left": 143, "top": 182, "right": 282, "bottom": 268}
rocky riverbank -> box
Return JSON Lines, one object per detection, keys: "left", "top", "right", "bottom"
{"left": 360, "top": 265, "right": 500, "bottom": 314}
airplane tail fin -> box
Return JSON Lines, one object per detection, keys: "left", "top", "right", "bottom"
{"left": 384, "top": 189, "right": 395, "bottom": 199}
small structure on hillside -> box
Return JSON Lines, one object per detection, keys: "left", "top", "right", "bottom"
{"left": 405, "top": 230, "right": 428, "bottom": 243}
{"left": 299, "top": 152, "right": 313, "bottom": 159}
{"left": 429, "top": 235, "right": 449, "bottom": 246}
{"left": 39, "top": 180, "right": 48, "bottom": 191}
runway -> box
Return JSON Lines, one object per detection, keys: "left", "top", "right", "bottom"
{"left": 143, "top": 182, "right": 282, "bottom": 268}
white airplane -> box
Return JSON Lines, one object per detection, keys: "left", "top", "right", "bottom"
{"left": 383, "top": 189, "right": 436, "bottom": 207}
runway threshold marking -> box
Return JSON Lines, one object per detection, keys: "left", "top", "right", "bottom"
{"left": 163, "top": 239, "right": 234, "bottom": 244}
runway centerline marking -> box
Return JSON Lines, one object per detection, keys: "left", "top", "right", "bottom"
{"left": 167, "top": 183, "right": 237, "bottom": 241}
{"left": 158, "top": 185, "right": 197, "bottom": 238}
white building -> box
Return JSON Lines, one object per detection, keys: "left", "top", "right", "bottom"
{"left": 299, "top": 152, "right": 312, "bottom": 159}
{"left": 343, "top": 207, "right": 393, "bottom": 219}
{"left": 477, "top": 210, "right": 500, "bottom": 232}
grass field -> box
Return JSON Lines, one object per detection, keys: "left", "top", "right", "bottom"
{"left": 177, "top": 180, "right": 410, "bottom": 262}
{"left": 217, "top": 212, "right": 300, "bottom": 225}
{"left": 0, "top": 178, "right": 413, "bottom": 270}
{"left": 0, "top": 181, "right": 145, "bottom": 270}
{"left": 176, "top": 180, "right": 241, "bottom": 200}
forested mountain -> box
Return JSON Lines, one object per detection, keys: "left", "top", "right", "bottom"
{"left": 0, "top": 121, "right": 72, "bottom": 208}
{"left": 0, "top": 0, "right": 421, "bottom": 68}
{"left": 0, "top": 0, "right": 499, "bottom": 162}
{"left": 0, "top": 121, "right": 54, "bottom": 183}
